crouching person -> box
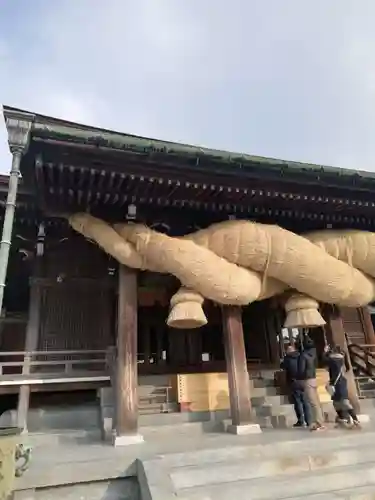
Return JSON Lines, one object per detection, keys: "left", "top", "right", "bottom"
{"left": 323, "top": 344, "right": 361, "bottom": 429}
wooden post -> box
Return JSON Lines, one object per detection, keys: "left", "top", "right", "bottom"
{"left": 222, "top": 305, "right": 260, "bottom": 434}
{"left": 113, "top": 265, "right": 143, "bottom": 446}
{"left": 323, "top": 305, "right": 360, "bottom": 414}
{"left": 265, "top": 313, "right": 280, "bottom": 367}
{"left": 17, "top": 223, "right": 45, "bottom": 431}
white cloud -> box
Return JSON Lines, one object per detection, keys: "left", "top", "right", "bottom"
{"left": 1, "top": 0, "right": 375, "bottom": 172}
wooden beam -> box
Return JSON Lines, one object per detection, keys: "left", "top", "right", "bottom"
{"left": 323, "top": 305, "right": 360, "bottom": 414}
{"left": 222, "top": 305, "right": 253, "bottom": 427}
{"left": 114, "top": 266, "right": 142, "bottom": 445}
{"left": 35, "top": 155, "right": 48, "bottom": 212}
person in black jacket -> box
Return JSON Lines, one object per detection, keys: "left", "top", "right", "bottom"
{"left": 323, "top": 344, "right": 361, "bottom": 428}
{"left": 297, "top": 335, "right": 326, "bottom": 431}
{"left": 281, "top": 343, "right": 312, "bottom": 427}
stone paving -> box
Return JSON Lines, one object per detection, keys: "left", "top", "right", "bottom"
{"left": 13, "top": 422, "right": 375, "bottom": 499}
{"left": 15, "top": 423, "right": 373, "bottom": 486}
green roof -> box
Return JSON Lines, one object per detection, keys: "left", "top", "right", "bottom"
{"left": 3, "top": 104, "right": 375, "bottom": 182}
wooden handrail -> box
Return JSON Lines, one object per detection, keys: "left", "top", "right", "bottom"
{"left": 0, "top": 359, "right": 106, "bottom": 367}
{"left": 0, "top": 349, "right": 114, "bottom": 377}
{"left": 349, "top": 343, "right": 375, "bottom": 354}
{"left": 0, "top": 350, "right": 108, "bottom": 357}
{"left": 349, "top": 343, "right": 375, "bottom": 378}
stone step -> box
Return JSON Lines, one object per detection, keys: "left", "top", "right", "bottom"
{"left": 14, "top": 478, "right": 140, "bottom": 500}
{"left": 270, "top": 413, "right": 296, "bottom": 428}
{"left": 251, "top": 394, "right": 290, "bottom": 407}
{"left": 176, "top": 462, "right": 375, "bottom": 499}
{"left": 258, "top": 370, "right": 277, "bottom": 380}
{"left": 103, "top": 380, "right": 283, "bottom": 401}
{"left": 253, "top": 378, "right": 275, "bottom": 389}
{"left": 142, "top": 420, "right": 227, "bottom": 435}
{"left": 291, "top": 484, "right": 375, "bottom": 500}
{"left": 154, "top": 429, "right": 375, "bottom": 469}
{"left": 102, "top": 402, "right": 178, "bottom": 416}
{"left": 19, "top": 477, "right": 142, "bottom": 500}
{"left": 169, "top": 441, "right": 375, "bottom": 490}
{"left": 254, "top": 403, "right": 295, "bottom": 418}
{"left": 249, "top": 386, "right": 282, "bottom": 398}
{"left": 139, "top": 432, "right": 375, "bottom": 499}
{"left": 27, "top": 417, "right": 278, "bottom": 446}
{"left": 100, "top": 384, "right": 173, "bottom": 401}
{"left": 22, "top": 428, "right": 375, "bottom": 496}
{"left": 99, "top": 374, "right": 294, "bottom": 434}
{"left": 140, "top": 410, "right": 231, "bottom": 427}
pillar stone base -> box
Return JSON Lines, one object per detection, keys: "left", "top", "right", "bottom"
{"left": 112, "top": 434, "right": 144, "bottom": 447}
{"left": 227, "top": 423, "right": 262, "bottom": 435}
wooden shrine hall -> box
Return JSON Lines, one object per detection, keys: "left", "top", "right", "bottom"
{"left": 2, "top": 105, "right": 375, "bottom": 442}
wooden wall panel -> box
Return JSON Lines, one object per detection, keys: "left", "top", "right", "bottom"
{"left": 38, "top": 285, "right": 113, "bottom": 351}
{"left": 0, "top": 320, "right": 27, "bottom": 352}
{"left": 242, "top": 301, "right": 274, "bottom": 364}
{"left": 44, "top": 233, "right": 109, "bottom": 280}
{"left": 38, "top": 233, "right": 114, "bottom": 352}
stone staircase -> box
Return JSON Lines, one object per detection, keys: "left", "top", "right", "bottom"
{"left": 14, "top": 428, "right": 375, "bottom": 499}
{"left": 99, "top": 370, "right": 299, "bottom": 440}
{"left": 0, "top": 369, "right": 325, "bottom": 438}
{"left": 250, "top": 371, "right": 297, "bottom": 428}
{"left": 138, "top": 429, "right": 375, "bottom": 499}
{"left": 14, "top": 429, "right": 375, "bottom": 499}
{"left": 0, "top": 370, "right": 337, "bottom": 439}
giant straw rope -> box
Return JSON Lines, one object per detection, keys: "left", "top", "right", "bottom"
{"left": 69, "top": 213, "right": 375, "bottom": 329}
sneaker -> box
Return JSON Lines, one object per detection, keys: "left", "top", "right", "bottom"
{"left": 342, "top": 420, "right": 354, "bottom": 429}
{"left": 310, "top": 424, "right": 326, "bottom": 432}
{"left": 335, "top": 419, "right": 347, "bottom": 428}
{"left": 293, "top": 422, "right": 306, "bottom": 428}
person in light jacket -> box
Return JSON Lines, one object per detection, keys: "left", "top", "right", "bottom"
{"left": 297, "top": 335, "right": 326, "bottom": 431}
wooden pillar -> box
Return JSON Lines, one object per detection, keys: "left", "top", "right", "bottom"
{"left": 265, "top": 313, "right": 280, "bottom": 367}
{"left": 222, "top": 306, "right": 259, "bottom": 433}
{"left": 323, "top": 305, "right": 360, "bottom": 414}
{"left": 17, "top": 223, "right": 45, "bottom": 431}
{"left": 113, "top": 265, "right": 143, "bottom": 445}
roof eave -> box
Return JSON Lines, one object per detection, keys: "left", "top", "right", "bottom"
{"left": 4, "top": 104, "right": 375, "bottom": 182}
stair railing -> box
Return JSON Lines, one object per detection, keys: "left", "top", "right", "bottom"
{"left": 348, "top": 343, "right": 375, "bottom": 378}
{"left": 354, "top": 375, "right": 375, "bottom": 399}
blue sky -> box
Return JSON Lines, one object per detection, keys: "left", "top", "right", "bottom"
{"left": 1, "top": 0, "right": 375, "bottom": 173}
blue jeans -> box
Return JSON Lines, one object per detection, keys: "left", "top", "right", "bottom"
{"left": 291, "top": 382, "right": 312, "bottom": 426}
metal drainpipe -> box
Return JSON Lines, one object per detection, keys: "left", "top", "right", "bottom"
{"left": 0, "top": 151, "right": 23, "bottom": 314}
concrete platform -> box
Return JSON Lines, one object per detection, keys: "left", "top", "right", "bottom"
{"left": 14, "top": 423, "right": 375, "bottom": 499}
